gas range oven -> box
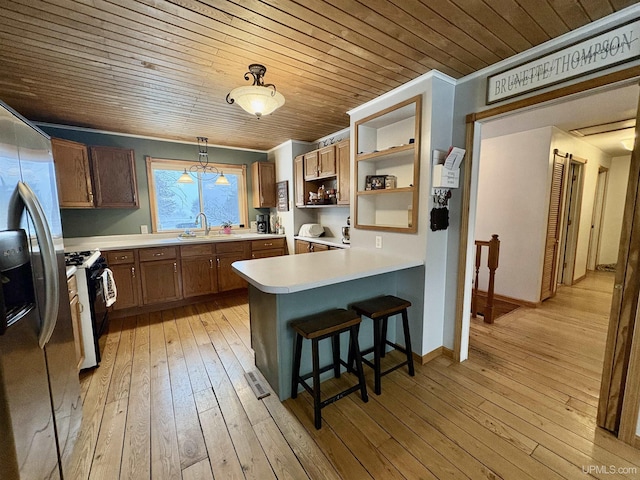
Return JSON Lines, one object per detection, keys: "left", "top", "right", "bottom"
{"left": 64, "top": 250, "right": 110, "bottom": 369}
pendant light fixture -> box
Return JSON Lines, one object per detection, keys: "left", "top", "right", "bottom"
{"left": 226, "top": 64, "right": 285, "bottom": 119}
{"left": 177, "top": 137, "right": 229, "bottom": 185}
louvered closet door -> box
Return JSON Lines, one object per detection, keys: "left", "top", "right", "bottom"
{"left": 541, "top": 154, "right": 566, "bottom": 301}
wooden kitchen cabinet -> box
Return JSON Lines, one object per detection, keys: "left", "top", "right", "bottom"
{"left": 303, "top": 150, "right": 319, "bottom": 181}
{"left": 180, "top": 244, "right": 218, "bottom": 298}
{"left": 106, "top": 250, "right": 140, "bottom": 310}
{"left": 251, "top": 161, "right": 276, "bottom": 208}
{"left": 67, "top": 275, "right": 84, "bottom": 371}
{"left": 89, "top": 146, "right": 139, "bottom": 208}
{"left": 336, "top": 140, "right": 350, "bottom": 205}
{"left": 318, "top": 145, "right": 337, "bottom": 178}
{"left": 294, "top": 155, "right": 305, "bottom": 207}
{"left": 295, "top": 239, "right": 335, "bottom": 254}
{"left": 52, "top": 138, "right": 94, "bottom": 208}
{"left": 251, "top": 238, "right": 286, "bottom": 259}
{"left": 216, "top": 241, "right": 251, "bottom": 292}
{"left": 139, "top": 247, "right": 182, "bottom": 304}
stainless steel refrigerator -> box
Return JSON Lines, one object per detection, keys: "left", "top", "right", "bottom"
{"left": 0, "top": 101, "right": 82, "bottom": 479}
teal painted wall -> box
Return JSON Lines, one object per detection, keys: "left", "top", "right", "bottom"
{"left": 41, "top": 126, "right": 268, "bottom": 238}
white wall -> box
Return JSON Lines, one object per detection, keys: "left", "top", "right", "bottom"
{"left": 348, "top": 71, "right": 456, "bottom": 355}
{"left": 600, "top": 155, "right": 631, "bottom": 264}
{"left": 475, "top": 127, "right": 553, "bottom": 303}
{"left": 268, "top": 140, "right": 315, "bottom": 254}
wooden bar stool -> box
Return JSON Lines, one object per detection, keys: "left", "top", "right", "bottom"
{"left": 290, "top": 308, "right": 368, "bottom": 429}
{"left": 349, "top": 295, "right": 415, "bottom": 395}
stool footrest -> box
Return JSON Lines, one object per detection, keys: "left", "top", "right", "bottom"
{"left": 320, "top": 384, "right": 363, "bottom": 409}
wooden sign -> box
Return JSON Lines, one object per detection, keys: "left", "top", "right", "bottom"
{"left": 276, "top": 180, "right": 289, "bottom": 212}
{"left": 487, "top": 19, "right": 640, "bottom": 104}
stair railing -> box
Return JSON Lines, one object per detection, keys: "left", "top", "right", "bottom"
{"left": 472, "top": 234, "right": 500, "bottom": 324}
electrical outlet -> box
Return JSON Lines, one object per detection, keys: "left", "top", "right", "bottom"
{"left": 140, "top": 225, "right": 148, "bottom": 234}
{"left": 375, "top": 235, "right": 382, "bottom": 249}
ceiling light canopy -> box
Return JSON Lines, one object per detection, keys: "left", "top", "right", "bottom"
{"left": 226, "top": 64, "right": 285, "bottom": 119}
{"left": 177, "top": 137, "right": 229, "bottom": 185}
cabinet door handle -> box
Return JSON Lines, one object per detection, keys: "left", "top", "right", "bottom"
{"left": 88, "top": 192, "right": 94, "bottom": 203}
{"left": 173, "top": 262, "right": 177, "bottom": 273}
{"left": 131, "top": 266, "right": 136, "bottom": 278}
{"left": 153, "top": 252, "right": 164, "bottom": 257}
{"left": 264, "top": 242, "right": 272, "bottom": 246}
{"left": 119, "top": 255, "right": 128, "bottom": 260}
{"left": 209, "top": 259, "right": 213, "bottom": 269}
{"left": 216, "top": 258, "right": 220, "bottom": 268}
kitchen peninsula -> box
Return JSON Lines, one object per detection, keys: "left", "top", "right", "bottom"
{"left": 232, "top": 248, "right": 423, "bottom": 400}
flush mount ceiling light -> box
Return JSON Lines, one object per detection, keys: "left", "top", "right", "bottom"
{"left": 225, "top": 64, "right": 285, "bottom": 119}
{"left": 177, "top": 137, "right": 229, "bottom": 185}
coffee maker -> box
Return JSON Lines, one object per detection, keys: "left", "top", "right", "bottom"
{"left": 256, "top": 214, "right": 269, "bottom": 234}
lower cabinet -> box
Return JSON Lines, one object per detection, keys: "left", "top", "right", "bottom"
{"left": 106, "top": 250, "right": 140, "bottom": 310}
{"left": 105, "top": 238, "right": 287, "bottom": 315}
{"left": 251, "top": 238, "right": 286, "bottom": 258}
{"left": 295, "top": 239, "right": 330, "bottom": 253}
{"left": 180, "top": 244, "right": 218, "bottom": 298}
{"left": 217, "top": 241, "right": 251, "bottom": 292}
{"left": 139, "top": 247, "right": 182, "bottom": 305}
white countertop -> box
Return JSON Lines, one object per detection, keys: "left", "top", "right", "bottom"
{"left": 294, "top": 235, "right": 349, "bottom": 249}
{"left": 232, "top": 247, "right": 423, "bottom": 294}
{"left": 63, "top": 232, "right": 285, "bottom": 252}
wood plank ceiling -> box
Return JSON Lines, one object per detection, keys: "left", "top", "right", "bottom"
{"left": 0, "top": 1, "right": 635, "bottom": 150}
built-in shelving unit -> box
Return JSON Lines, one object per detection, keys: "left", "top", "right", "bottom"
{"left": 354, "top": 95, "right": 421, "bottom": 233}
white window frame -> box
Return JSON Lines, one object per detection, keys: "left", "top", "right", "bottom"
{"left": 146, "top": 156, "right": 248, "bottom": 233}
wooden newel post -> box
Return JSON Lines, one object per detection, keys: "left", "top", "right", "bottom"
{"left": 484, "top": 234, "right": 500, "bottom": 324}
{"left": 472, "top": 243, "right": 482, "bottom": 318}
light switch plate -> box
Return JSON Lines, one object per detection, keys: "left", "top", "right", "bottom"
{"left": 375, "top": 236, "right": 382, "bottom": 249}
{"left": 140, "top": 225, "right": 148, "bottom": 234}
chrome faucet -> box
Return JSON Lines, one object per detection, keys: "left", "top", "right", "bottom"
{"left": 194, "top": 212, "right": 210, "bottom": 236}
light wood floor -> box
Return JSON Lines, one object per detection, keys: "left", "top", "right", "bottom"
{"left": 71, "top": 271, "right": 640, "bottom": 479}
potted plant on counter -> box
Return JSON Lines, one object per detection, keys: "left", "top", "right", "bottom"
{"left": 221, "top": 220, "right": 233, "bottom": 234}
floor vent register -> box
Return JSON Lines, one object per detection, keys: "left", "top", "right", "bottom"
{"left": 244, "top": 371, "right": 270, "bottom": 400}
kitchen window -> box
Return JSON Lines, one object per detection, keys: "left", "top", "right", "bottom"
{"left": 146, "top": 157, "right": 248, "bottom": 232}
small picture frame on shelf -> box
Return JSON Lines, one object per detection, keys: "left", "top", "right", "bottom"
{"left": 369, "top": 175, "right": 387, "bottom": 190}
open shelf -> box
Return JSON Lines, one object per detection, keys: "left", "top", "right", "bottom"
{"left": 353, "top": 95, "right": 421, "bottom": 233}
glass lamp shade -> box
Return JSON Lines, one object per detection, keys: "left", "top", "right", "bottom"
{"left": 177, "top": 169, "right": 194, "bottom": 183}
{"left": 228, "top": 85, "right": 285, "bottom": 117}
{"left": 215, "top": 173, "right": 230, "bottom": 185}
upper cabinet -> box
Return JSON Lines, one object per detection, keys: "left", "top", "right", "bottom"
{"left": 52, "top": 139, "right": 139, "bottom": 209}
{"left": 51, "top": 138, "right": 94, "bottom": 208}
{"left": 354, "top": 95, "right": 421, "bottom": 233}
{"left": 252, "top": 161, "right": 276, "bottom": 208}
{"left": 295, "top": 140, "right": 350, "bottom": 208}
{"left": 89, "top": 146, "right": 139, "bottom": 208}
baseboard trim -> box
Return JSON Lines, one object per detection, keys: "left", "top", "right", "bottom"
{"left": 573, "top": 274, "right": 587, "bottom": 284}
{"left": 414, "top": 346, "right": 451, "bottom": 365}
{"left": 474, "top": 289, "right": 540, "bottom": 308}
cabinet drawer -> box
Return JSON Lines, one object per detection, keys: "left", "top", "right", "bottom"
{"left": 180, "top": 243, "right": 215, "bottom": 257}
{"left": 252, "top": 248, "right": 284, "bottom": 259}
{"left": 67, "top": 275, "right": 78, "bottom": 300}
{"left": 216, "top": 241, "right": 248, "bottom": 254}
{"left": 139, "top": 246, "right": 177, "bottom": 262}
{"left": 107, "top": 250, "right": 136, "bottom": 264}
{"left": 251, "top": 238, "right": 285, "bottom": 251}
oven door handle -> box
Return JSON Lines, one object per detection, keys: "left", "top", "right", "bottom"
{"left": 8, "top": 182, "right": 59, "bottom": 348}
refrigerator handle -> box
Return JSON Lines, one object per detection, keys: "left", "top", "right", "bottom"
{"left": 8, "top": 182, "right": 60, "bottom": 348}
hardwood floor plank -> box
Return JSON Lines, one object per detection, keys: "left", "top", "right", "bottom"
{"left": 88, "top": 398, "right": 128, "bottom": 480}
{"left": 199, "top": 403, "right": 245, "bottom": 479}
{"left": 173, "top": 306, "right": 212, "bottom": 394}
{"left": 253, "top": 417, "right": 311, "bottom": 479}
{"left": 68, "top": 317, "right": 123, "bottom": 479}
{"left": 162, "top": 312, "right": 208, "bottom": 470}
{"left": 105, "top": 317, "right": 136, "bottom": 404}
{"left": 120, "top": 315, "right": 151, "bottom": 479}
{"left": 150, "top": 382, "right": 181, "bottom": 480}
{"left": 181, "top": 458, "right": 214, "bottom": 480}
